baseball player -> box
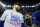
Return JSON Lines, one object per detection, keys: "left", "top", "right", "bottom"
{"left": 32, "top": 10, "right": 40, "bottom": 27}
{"left": 0, "top": 3, "right": 24, "bottom": 27}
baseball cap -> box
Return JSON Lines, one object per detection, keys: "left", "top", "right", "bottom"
{"left": 32, "top": 12, "right": 40, "bottom": 24}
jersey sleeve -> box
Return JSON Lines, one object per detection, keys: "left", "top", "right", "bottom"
{"left": 1, "top": 10, "right": 8, "bottom": 21}
{"left": 20, "top": 14, "right": 24, "bottom": 23}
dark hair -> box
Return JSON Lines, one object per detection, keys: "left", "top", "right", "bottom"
{"left": 14, "top": 2, "right": 20, "bottom": 6}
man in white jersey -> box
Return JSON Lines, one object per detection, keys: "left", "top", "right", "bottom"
{"left": 0, "top": 3, "right": 24, "bottom": 27}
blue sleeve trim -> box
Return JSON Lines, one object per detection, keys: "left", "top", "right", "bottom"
{"left": 0, "top": 21, "right": 4, "bottom": 27}
{"left": 21, "top": 23, "right": 25, "bottom": 27}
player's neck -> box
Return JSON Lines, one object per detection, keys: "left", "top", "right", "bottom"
{"left": 13, "top": 7, "right": 17, "bottom": 12}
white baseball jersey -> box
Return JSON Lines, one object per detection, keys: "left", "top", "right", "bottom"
{"left": 1, "top": 10, "right": 24, "bottom": 27}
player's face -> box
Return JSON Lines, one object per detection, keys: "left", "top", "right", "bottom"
{"left": 15, "top": 5, "right": 20, "bottom": 10}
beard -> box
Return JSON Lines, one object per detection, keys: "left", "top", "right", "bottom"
{"left": 16, "top": 8, "right": 20, "bottom": 12}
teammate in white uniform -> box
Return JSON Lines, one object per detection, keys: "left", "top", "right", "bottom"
{"left": 1, "top": 3, "right": 24, "bottom": 27}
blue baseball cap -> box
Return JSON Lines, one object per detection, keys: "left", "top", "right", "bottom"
{"left": 32, "top": 12, "right": 40, "bottom": 24}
